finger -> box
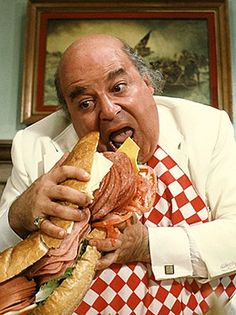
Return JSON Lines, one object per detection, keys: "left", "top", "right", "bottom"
{"left": 89, "top": 238, "right": 122, "bottom": 252}
{"left": 95, "top": 252, "right": 118, "bottom": 270}
{"left": 50, "top": 165, "right": 90, "bottom": 184}
{"left": 39, "top": 219, "right": 67, "bottom": 239}
{"left": 48, "top": 185, "right": 89, "bottom": 206}
{"left": 45, "top": 203, "right": 89, "bottom": 222}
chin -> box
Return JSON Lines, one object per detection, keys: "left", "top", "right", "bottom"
{"left": 138, "top": 145, "right": 155, "bottom": 164}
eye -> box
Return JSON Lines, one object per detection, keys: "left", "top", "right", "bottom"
{"left": 79, "top": 99, "right": 95, "bottom": 110}
{"left": 112, "top": 82, "right": 126, "bottom": 93}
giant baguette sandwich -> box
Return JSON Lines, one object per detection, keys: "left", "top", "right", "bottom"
{"left": 0, "top": 131, "right": 157, "bottom": 315}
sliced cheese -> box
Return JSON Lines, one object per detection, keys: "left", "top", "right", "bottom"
{"left": 84, "top": 137, "right": 140, "bottom": 200}
{"left": 86, "top": 152, "right": 113, "bottom": 199}
{"left": 117, "top": 137, "right": 140, "bottom": 172}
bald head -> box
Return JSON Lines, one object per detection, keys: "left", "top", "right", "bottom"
{"left": 63, "top": 34, "right": 123, "bottom": 56}
{"left": 59, "top": 34, "right": 124, "bottom": 72}
{"left": 55, "top": 33, "right": 162, "bottom": 115}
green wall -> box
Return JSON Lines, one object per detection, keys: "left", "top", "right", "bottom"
{"left": 0, "top": 0, "right": 27, "bottom": 139}
{"left": 0, "top": 0, "right": 236, "bottom": 139}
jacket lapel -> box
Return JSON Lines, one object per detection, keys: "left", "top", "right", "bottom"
{"left": 43, "top": 124, "right": 79, "bottom": 173}
{"left": 158, "top": 105, "right": 190, "bottom": 177}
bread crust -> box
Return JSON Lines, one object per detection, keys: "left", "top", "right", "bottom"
{"left": 31, "top": 228, "right": 105, "bottom": 315}
{"left": 31, "top": 245, "right": 101, "bottom": 315}
{"left": 0, "top": 232, "right": 48, "bottom": 282}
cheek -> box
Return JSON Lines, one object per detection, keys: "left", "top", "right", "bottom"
{"left": 136, "top": 101, "right": 158, "bottom": 140}
{"left": 70, "top": 111, "right": 97, "bottom": 137}
{"left": 135, "top": 95, "right": 157, "bottom": 124}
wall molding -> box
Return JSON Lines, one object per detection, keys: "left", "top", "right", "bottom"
{"left": 0, "top": 140, "right": 12, "bottom": 163}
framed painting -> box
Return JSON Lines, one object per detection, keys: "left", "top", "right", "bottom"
{"left": 21, "top": 0, "right": 232, "bottom": 124}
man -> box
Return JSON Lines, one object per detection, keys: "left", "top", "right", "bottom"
{"left": 1, "top": 34, "right": 236, "bottom": 314}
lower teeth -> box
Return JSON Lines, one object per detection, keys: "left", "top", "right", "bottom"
{"left": 112, "top": 141, "right": 122, "bottom": 149}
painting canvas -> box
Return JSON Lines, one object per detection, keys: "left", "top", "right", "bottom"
{"left": 21, "top": 0, "right": 231, "bottom": 124}
{"left": 44, "top": 18, "right": 210, "bottom": 107}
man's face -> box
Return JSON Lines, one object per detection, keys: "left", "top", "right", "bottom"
{"left": 59, "top": 40, "right": 159, "bottom": 162}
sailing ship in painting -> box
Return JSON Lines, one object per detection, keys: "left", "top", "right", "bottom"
{"left": 134, "top": 30, "right": 209, "bottom": 93}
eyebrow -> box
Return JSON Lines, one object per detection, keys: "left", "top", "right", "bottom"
{"left": 69, "top": 68, "right": 126, "bottom": 101}
{"left": 69, "top": 86, "right": 87, "bottom": 102}
{"left": 107, "top": 68, "right": 127, "bottom": 81}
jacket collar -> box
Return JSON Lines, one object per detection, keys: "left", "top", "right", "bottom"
{"left": 53, "top": 124, "right": 79, "bottom": 152}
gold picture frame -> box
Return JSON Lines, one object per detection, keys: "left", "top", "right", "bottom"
{"left": 21, "top": 0, "right": 232, "bottom": 124}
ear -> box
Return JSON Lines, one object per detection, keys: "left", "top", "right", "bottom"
{"left": 143, "top": 75, "right": 155, "bottom": 94}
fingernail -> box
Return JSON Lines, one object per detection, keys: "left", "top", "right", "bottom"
{"left": 83, "top": 171, "right": 90, "bottom": 180}
{"left": 59, "top": 230, "right": 66, "bottom": 238}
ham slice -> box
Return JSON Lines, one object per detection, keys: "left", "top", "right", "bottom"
{"left": 28, "top": 210, "right": 90, "bottom": 283}
{"left": 0, "top": 277, "right": 36, "bottom": 315}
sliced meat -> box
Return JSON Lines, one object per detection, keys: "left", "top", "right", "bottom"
{"left": 130, "top": 165, "right": 157, "bottom": 213}
{"left": 91, "top": 165, "right": 121, "bottom": 220}
{"left": 0, "top": 297, "right": 35, "bottom": 314}
{"left": 49, "top": 208, "right": 90, "bottom": 257}
{"left": 90, "top": 151, "right": 137, "bottom": 220}
{"left": 28, "top": 222, "right": 90, "bottom": 280}
{"left": 38, "top": 260, "right": 74, "bottom": 285}
{"left": 102, "top": 152, "right": 137, "bottom": 210}
{"left": 0, "top": 277, "right": 36, "bottom": 315}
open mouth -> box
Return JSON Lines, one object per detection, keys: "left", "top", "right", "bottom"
{"left": 109, "top": 127, "right": 134, "bottom": 150}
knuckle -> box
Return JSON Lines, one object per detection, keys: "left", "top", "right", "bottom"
{"left": 60, "top": 165, "right": 69, "bottom": 176}
{"left": 56, "top": 185, "right": 66, "bottom": 196}
{"left": 53, "top": 203, "right": 63, "bottom": 215}
{"left": 38, "top": 174, "right": 50, "bottom": 187}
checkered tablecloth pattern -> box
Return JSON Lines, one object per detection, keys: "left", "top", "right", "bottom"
{"left": 75, "top": 145, "right": 236, "bottom": 315}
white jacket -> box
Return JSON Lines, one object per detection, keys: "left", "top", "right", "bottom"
{"left": 1, "top": 95, "right": 236, "bottom": 284}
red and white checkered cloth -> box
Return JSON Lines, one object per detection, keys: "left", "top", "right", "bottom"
{"left": 75, "top": 145, "right": 236, "bottom": 314}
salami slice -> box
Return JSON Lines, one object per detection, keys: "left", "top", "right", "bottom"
{"left": 90, "top": 151, "right": 137, "bottom": 220}
{"left": 90, "top": 165, "right": 121, "bottom": 218}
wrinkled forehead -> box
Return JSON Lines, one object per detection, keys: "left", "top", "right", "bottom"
{"left": 58, "top": 40, "right": 134, "bottom": 87}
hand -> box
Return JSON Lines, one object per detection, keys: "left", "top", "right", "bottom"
{"left": 8, "top": 153, "right": 90, "bottom": 239}
{"left": 90, "top": 220, "right": 151, "bottom": 270}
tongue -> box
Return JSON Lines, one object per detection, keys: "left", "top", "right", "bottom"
{"left": 110, "top": 128, "right": 133, "bottom": 145}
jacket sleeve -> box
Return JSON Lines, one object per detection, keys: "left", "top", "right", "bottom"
{"left": 190, "top": 110, "right": 236, "bottom": 279}
{"left": 0, "top": 130, "right": 30, "bottom": 250}
{"left": 149, "top": 110, "right": 236, "bottom": 282}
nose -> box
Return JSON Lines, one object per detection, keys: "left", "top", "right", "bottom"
{"left": 99, "top": 96, "right": 121, "bottom": 121}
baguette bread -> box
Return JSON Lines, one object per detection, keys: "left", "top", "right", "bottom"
{"left": 31, "top": 229, "right": 105, "bottom": 315}
{"left": 0, "top": 131, "right": 107, "bottom": 315}
{"left": 41, "top": 131, "right": 100, "bottom": 249}
{"left": 0, "top": 232, "right": 48, "bottom": 283}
